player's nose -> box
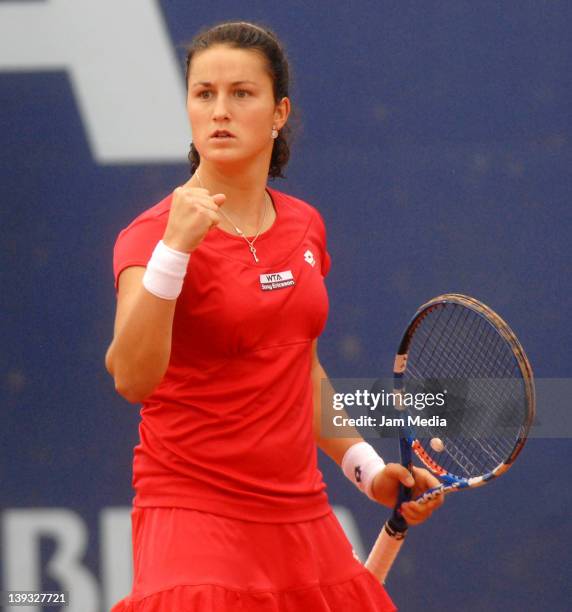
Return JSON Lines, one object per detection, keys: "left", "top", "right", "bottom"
{"left": 212, "top": 94, "right": 231, "bottom": 121}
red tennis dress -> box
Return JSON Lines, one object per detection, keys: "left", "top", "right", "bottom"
{"left": 110, "top": 187, "right": 396, "bottom": 611}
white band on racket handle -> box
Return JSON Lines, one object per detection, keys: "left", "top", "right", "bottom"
{"left": 341, "top": 442, "right": 386, "bottom": 500}
{"left": 365, "top": 520, "right": 407, "bottom": 583}
{"left": 142, "top": 240, "right": 190, "bottom": 300}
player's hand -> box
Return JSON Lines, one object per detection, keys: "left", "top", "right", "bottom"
{"left": 370, "top": 463, "right": 444, "bottom": 525}
{"left": 162, "top": 178, "right": 226, "bottom": 253}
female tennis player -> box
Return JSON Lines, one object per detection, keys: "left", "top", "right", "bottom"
{"left": 105, "top": 21, "right": 443, "bottom": 611}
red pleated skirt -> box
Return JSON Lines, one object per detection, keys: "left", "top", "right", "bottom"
{"left": 111, "top": 506, "right": 396, "bottom": 612}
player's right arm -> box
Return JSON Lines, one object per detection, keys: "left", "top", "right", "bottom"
{"left": 105, "top": 182, "right": 225, "bottom": 403}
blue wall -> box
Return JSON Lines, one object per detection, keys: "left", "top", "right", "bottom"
{"left": 1, "top": 2, "right": 570, "bottom": 610}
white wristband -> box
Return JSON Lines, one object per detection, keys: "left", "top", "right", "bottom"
{"left": 142, "top": 240, "right": 190, "bottom": 300}
{"left": 341, "top": 442, "right": 386, "bottom": 500}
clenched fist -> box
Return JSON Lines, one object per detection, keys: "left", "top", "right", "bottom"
{"left": 162, "top": 179, "right": 226, "bottom": 253}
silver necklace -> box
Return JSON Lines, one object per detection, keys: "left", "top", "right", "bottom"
{"left": 195, "top": 170, "right": 267, "bottom": 264}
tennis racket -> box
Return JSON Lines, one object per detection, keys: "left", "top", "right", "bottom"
{"left": 364, "top": 293, "right": 535, "bottom": 583}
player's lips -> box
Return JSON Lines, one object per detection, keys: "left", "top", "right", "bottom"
{"left": 210, "top": 130, "right": 235, "bottom": 139}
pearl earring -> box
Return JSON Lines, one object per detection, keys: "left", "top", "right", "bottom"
{"left": 271, "top": 126, "right": 279, "bottom": 139}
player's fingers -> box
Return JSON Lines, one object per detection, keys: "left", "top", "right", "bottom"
{"left": 212, "top": 193, "right": 226, "bottom": 206}
{"left": 181, "top": 191, "right": 225, "bottom": 207}
{"left": 174, "top": 183, "right": 225, "bottom": 206}
{"left": 399, "top": 507, "right": 422, "bottom": 525}
{"left": 418, "top": 492, "right": 444, "bottom": 511}
{"left": 412, "top": 466, "right": 440, "bottom": 489}
{"left": 191, "top": 201, "right": 221, "bottom": 223}
{"left": 384, "top": 464, "right": 415, "bottom": 488}
{"left": 401, "top": 501, "right": 434, "bottom": 524}
{"left": 194, "top": 196, "right": 224, "bottom": 212}
{"left": 428, "top": 490, "right": 445, "bottom": 508}
{"left": 194, "top": 193, "right": 226, "bottom": 210}
{"left": 406, "top": 487, "right": 445, "bottom": 516}
{"left": 204, "top": 208, "right": 221, "bottom": 226}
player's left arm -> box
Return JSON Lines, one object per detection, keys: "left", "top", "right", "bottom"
{"left": 310, "top": 339, "right": 363, "bottom": 464}
{"left": 311, "top": 340, "right": 444, "bottom": 524}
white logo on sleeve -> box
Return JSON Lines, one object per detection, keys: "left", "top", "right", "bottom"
{"left": 304, "top": 250, "right": 316, "bottom": 267}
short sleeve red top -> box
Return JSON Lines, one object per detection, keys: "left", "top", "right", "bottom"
{"left": 113, "top": 187, "right": 332, "bottom": 522}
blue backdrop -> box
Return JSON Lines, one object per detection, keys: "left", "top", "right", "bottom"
{"left": 1, "top": 1, "right": 570, "bottom": 611}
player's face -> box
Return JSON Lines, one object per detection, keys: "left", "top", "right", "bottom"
{"left": 187, "top": 45, "right": 289, "bottom": 171}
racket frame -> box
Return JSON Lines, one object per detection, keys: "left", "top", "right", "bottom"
{"left": 395, "top": 293, "right": 535, "bottom": 502}
{"left": 365, "top": 293, "right": 536, "bottom": 583}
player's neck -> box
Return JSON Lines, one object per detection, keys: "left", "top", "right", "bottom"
{"left": 195, "top": 161, "right": 270, "bottom": 221}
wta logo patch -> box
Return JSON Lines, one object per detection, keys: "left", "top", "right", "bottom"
{"left": 259, "top": 270, "right": 295, "bottom": 291}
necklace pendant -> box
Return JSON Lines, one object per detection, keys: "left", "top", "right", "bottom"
{"left": 250, "top": 245, "right": 259, "bottom": 263}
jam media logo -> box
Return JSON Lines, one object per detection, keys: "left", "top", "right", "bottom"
{"left": 0, "top": 0, "right": 188, "bottom": 164}
{"left": 259, "top": 270, "right": 296, "bottom": 291}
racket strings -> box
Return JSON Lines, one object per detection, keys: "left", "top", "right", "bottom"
{"left": 402, "top": 303, "right": 527, "bottom": 479}
{"left": 406, "top": 362, "right": 508, "bottom": 476}
{"left": 409, "top": 322, "right": 522, "bottom": 458}
{"left": 446, "top": 321, "right": 522, "bottom": 453}
{"left": 404, "top": 370, "right": 506, "bottom": 477}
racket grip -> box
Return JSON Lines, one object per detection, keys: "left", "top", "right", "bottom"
{"left": 365, "top": 519, "right": 408, "bottom": 583}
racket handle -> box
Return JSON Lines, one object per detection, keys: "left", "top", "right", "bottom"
{"left": 365, "top": 519, "right": 408, "bottom": 583}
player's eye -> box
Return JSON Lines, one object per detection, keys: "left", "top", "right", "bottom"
{"left": 197, "top": 90, "right": 212, "bottom": 99}
{"left": 235, "top": 89, "right": 251, "bottom": 98}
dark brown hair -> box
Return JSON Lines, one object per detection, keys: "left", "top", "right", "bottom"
{"left": 185, "top": 21, "right": 292, "bottom": 179}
